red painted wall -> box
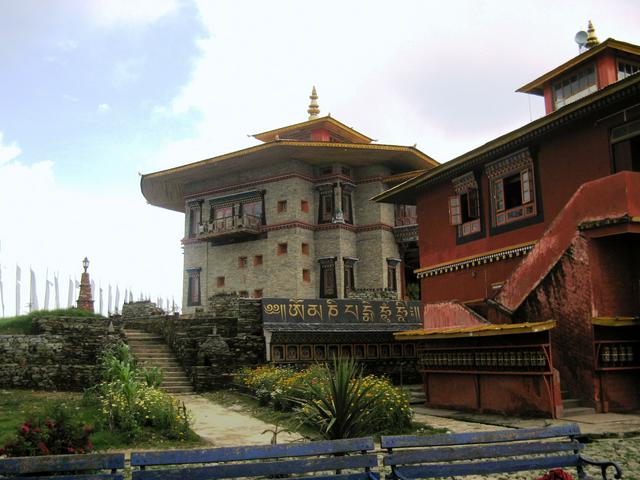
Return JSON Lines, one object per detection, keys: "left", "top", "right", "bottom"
{"left": 310, "top": 128, "right": 331, "bottom": 142}
{"left": 417, "top": 117, "right": 611, "bottom": 304}
{"left": 424, "top": 372, "right": 555, "bottom": 417}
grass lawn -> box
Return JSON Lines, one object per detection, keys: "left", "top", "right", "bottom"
{"left": 0, "top": 309, "right": 105, "bottom": 334}
{"left": 204, "top": 389, "right": 447, "bottom": 440}
{"left": 0, "top": 389, "right": 204, "bottom": 450}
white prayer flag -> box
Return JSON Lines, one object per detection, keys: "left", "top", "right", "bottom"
{"left": 129, "top": 290, "right": 133, "bottom": 303}
{"left": 16, "top": 265, "right": 21, "bottom": 316}
{"left": 114, "top": 287, "right": 120, "bottom": 314}
{"left": 91, "top": 280, "right": 95, "bottom": 300}
{"left": 108, "top": 285, "right": 112, "bottom": 315}
{"left": 30, "top": 268, "right": 38, "bottom": 312}
{"left": 0, "top": 265, "right": 5, "bottom": 317}
{"left": 67, "top": 278, "right": 73, "bottom": 308}
{"left": 54, "top": 274, "right": 60, "bottom": 309}
{"left": 99, "top": 286, "right": 104, "bottom": 315}
{"left": 44, "top": 272, "right": 52, "bottom": 311}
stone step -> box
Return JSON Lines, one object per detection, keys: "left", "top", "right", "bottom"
{"left": 162, "top": 386, "right": 195, "bottom": 394}
{"left": 562, "top": 398, "right": 583, "bottom": 409}
{"left": 561, "top": 407, "right": 597, "bottom": 418}
{"left": 128, "top": 345, "right": 173, "bottom": 351}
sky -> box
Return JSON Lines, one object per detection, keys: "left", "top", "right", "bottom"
{"left": 0, "top": 0, "right": 639, "bottom": 315}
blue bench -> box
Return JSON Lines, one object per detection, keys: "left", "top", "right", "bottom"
{"left": 0, "top": 452, "right": 125, "bottom": 480}
{"left": 131, "top": 436, "right": 379, "bottom": 479}
{"left": 381, "top": 424, "right": 621, "bottom": 480}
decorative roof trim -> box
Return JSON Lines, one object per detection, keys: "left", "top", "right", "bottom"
{"left": 394, "top": 320, "right": 556, "bottom": 341}
{"left": 373, "top": 73, "right": 640, "bottom": 203}
{"left": 252, "top": 115, "right": 373, "bottom": 143}
{"left": 592, "top": 316, "right": 640, "bottom": 327}
{"left": 416, "top": 241, "right": 536, "bottom": 278}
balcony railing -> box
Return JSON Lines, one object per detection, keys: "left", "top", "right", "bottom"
{"left": 395, "top": 215, "right": 417, "bottom": 226}
{"left": 197, "top": 214, "right": 262, "bottom": 241}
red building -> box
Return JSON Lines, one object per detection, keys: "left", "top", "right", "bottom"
{"left": 376, "top": 26, "right": 640, "bottom": 417}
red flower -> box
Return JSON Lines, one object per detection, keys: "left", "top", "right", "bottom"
{"left": 37, "top": 442, "right": 49, "bottom": 455}
{"left": 45, "top": 420, "right": 55, "bottom": 429}
{"left": 67, "top": 447, "right": 75, "bottom": 453}
{"left": 86, "top": 440, "right": 93, "bottom": 450}
{"left": 77, "top": 448, "right": 84, "bottom": 454}
{"left": 33, "top": 428, "right": 41, "bottom": 433}
{"left": 20, "top": 424, "right": 30, "bottom": 434}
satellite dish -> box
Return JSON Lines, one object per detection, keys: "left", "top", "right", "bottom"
{"left": 575, "top": 30, "right": 588, "bottom": 46}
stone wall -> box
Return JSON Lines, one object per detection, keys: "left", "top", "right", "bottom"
{"left": 0, "top": 317, "right": 124, "bottom": 391}
{"left": 346, "top": 288, "right": 398, "bottom": 301}
{"left": 124, "top": 298, "right": 264, "bottom": 390}
{"left": 122, "top": 300, "right": 164, "bottom": 318}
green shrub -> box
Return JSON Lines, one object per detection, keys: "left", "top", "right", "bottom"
{"left": 0, "top": 404, "right": 93, "bottom": 457}
{"left": 239, "top": 360, "right": 413, "bottom": 438}
{"left": 91, "top": 341, "right": 191, "bottom": 441}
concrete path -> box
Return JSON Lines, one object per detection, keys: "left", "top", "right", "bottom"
{"left": 176, "top": 394, "right": 301, "bottom": 446}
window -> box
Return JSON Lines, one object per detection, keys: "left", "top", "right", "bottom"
{"left": 238, "top": 256, "right": 247, "bottom": 268}
{"left": 341, "top": 167, "right": 351, "bottom": 176}
{"left": 301, "top": 243, "right": 310, "bottom": 255}
{"left": 611, "top": 119, "right": 640, "bottom": 172}
{"left": 618, "top": 60, "right": 640, "bottom": 81}
{"left": 187, "top": 269, "right": 201, "bottom": 306}
{"left": 386, "top": 259, "right": 400, "bottom": 291}
{"left": 253, "top": 289, "right": 263, "bottom": 298}
{"left": 486, "top": 150, "right": 537, "bottom": 227}
{"left": 319, "top": 166, "right": 333, "bottom": 176}
{"left": 239, "top": 290, "right": 248, "bottom": 297}
{"left": 318, "top": 187, "right": 334, "bottom": 223}
{"left": 343, "top": 258, "right": 357, "bottom": 296}
{"left": 277, "top": 243, "right": 288, "bottom": 255}
{"left": 300, "top": 200, "right": 309, "bottom": 213}
{"left": 319, "top": 257, "right": 337, "bottom": 298}
{"left": 208, "top": 191, "right": 264, "bottom": 233}
{"left": 395, "top": 205, "right": 417, "bottom": 226}
{"left": 188, "top": 205, "right": 200, "bottom": 238}
{"left": 302, "top": 269, "right": 311, "bottom": 283}
{"left": 277, "top": 200, "right": 287, "bottom": 213}
{"left": 553, "top": 64, "right": 597, "bottom": 109}
{"left": 449, "top": 172, "right": 481, "bottom": 237}
{"left": 341, "top": 189, "right": 353, "bottom": 224}
{"left": 253, "top": 254, "right": 263, "bottom": 266}
{"left": 216, "top": 276, "right": 225, "bottom": 288}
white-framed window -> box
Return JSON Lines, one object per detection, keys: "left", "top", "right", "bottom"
{"left": 486, "top": 150, "right": 537, "bottom": 227}
{"left": 553, "top": 64, "right": 597, "bottom": 109}
{"left": 618, "top": 60, "right": 640, "bottom": 81}
{"left": 448, "top": 172, "right": 481, "bottom": 237}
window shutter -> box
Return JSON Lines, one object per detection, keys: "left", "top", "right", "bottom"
{"left": 467, "top": 188, "right": 480, "bottom": 219}
{"left": 493, "top": 179, "right": 505, "bottom": 212}
{"left": 448, "top": 195, "right": 462, "bottom": 225}
{"left": 521, "top": 168, "right": 533, "bottom": 204}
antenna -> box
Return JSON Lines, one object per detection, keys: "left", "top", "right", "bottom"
{"left": 575, "top": 30, "right": 588, "bottom": 52}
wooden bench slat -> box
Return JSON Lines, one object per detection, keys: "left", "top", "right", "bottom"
{"left": 381, "top": 424, "right": 581, "bottom": 449}
{"left": 131, "top": 437, "right": 375, "bottom": 466}
{"left": 385, "top": 440, "right": 583, "bottom": 465}
{"left": 1, "top": 474, "right": 124, "bottom": 480}
{"left": 394, "top": 454, "right": 581, "bottom": 479}
{"left": 287, "top": 474, "right": 379, "bottom": 480}
{"left": 0, "top": 454, "right": 125, "bottom": 474}
{"left": 132, "top": 454, "right": 378, "bottom": 480}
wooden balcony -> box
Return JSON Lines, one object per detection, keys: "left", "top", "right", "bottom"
{"left": 197, "top": 214, "right": 262, "bottom": 243}
{"left": 393, "top": 215, "right": 418, "bottom": 243}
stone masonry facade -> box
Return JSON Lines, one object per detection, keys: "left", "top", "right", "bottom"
{"left": 182, "top": 161, "right": 403, "bottom": 313}
{"left": 0, "top": 317, "right": 123, "bottom": 390}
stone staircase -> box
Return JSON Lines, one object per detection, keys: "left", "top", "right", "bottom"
{"left": 560, "top": 391, "right": 595, "bottom": 417}
{"left": 124, "top": 329, "right": 194, "bottom": 394}
{"left": 404, "top": 383, "right": 427, "bottom": 405}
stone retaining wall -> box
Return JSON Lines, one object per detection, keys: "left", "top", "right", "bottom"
{"left": 0, "top": 317, "right": 124, "bottom": 391}
{"left": 124, "top": 299, "right": 264, "bottom": 391}
{"left": 346, "top": 288, "right": 398, "bottom": 301}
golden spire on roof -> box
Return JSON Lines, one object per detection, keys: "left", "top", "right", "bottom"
{"left": 307, "top": 86, "right": 320, "bottom": 120}
{"left": 586, "top": 20, "right": 600, "bottom": 49}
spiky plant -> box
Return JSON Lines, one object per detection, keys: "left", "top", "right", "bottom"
{"left": 291, "top": 357, "right": 385, "bottom": 439}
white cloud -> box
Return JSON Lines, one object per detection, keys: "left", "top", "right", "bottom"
{"left": 57, "top": 40, "right": 78, "bottom": 52}
{"left": 0, "top": 133, "right": 184, "bottom": 315}
{"left": 87, "top": 0, "right": 179, "bottom": 28}
{"left": 0, "top": 132, "right": 21, "bottom": 167}
{"left": 97, "top": 103, "right": 111, "bottom": 113}
{"left": 112, "top": 58, "right": 144, "bottom": 87}
{"left": 63, "top": 94, "right": 79, "bottom": 103}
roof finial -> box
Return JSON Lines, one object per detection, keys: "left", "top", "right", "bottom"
{"left": 586, "top": 20, "right": 599, "bottom": 48}
{"left": 307, "top": 86, "right": 320, "bottom": 120}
